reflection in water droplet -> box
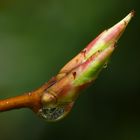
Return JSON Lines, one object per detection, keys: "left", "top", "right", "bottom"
{"left": 38, "top": 106, "right": 65, "bottom": 121}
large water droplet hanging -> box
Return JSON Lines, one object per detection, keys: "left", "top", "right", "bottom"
{"left": 38, "top": 106, "right": 65, "bottom": 121}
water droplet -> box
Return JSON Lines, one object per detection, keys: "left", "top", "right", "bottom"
{"left": 38, "top": 106, "right": 65, "bottom": 121}
{"left": 103, "top": 63, "right": 108, "bottom": 68}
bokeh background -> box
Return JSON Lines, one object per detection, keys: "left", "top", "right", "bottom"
{"left": 0, "top": 0, "right": 140, "bottom": 140}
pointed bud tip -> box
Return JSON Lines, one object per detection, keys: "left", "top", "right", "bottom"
{"left": 130, "top": 10, "right": 135, "bottom": 17}
{"left": 122, "top": 10, "right": 135, "bottom": 26}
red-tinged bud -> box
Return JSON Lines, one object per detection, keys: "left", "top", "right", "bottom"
{"left": 39, "top": 11, "right": 134, "bottom": 122}
{"left": 56, "top": 11, "right": 134, "bottom": 80}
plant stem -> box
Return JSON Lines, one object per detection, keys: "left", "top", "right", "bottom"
{"left": 0, "top": 77, "right": 56, "bottom": 113}
{"left": 0, "top": 93, "right": 33, "bottom": 112}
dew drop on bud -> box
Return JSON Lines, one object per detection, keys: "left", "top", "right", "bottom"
{"left": 103, "top": 63, "right": 108, "bottom": 69}
{"left": 40, "top": 92, "right": 74, "bottom": 121}
{"left": 38, "top": 106, "right": 65, "bottom": 121}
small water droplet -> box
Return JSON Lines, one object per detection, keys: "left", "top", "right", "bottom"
{"left": 103, "top": 63, "right": 108, "bottom": 68}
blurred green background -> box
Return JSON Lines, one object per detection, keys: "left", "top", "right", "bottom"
{"left": 0, "top": 0, "right": 140, "bottom": 140}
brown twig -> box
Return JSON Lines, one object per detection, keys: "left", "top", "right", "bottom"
{"left": 0, "top": 77, "right": 56, "bottom": 113}
{"left": 0, "top": 93, "right": 33, "bottom": 112}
